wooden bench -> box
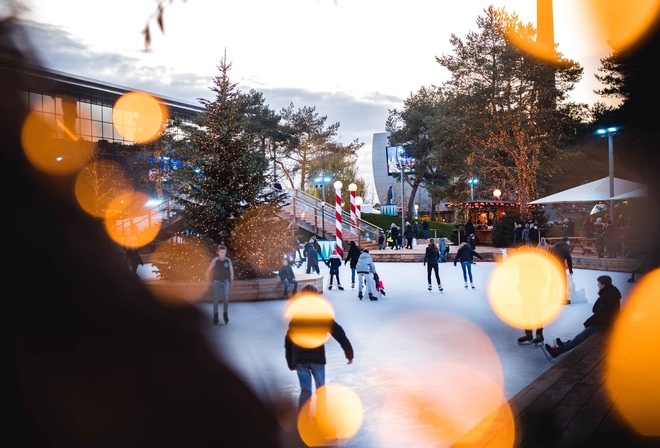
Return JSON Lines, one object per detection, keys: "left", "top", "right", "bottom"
{"left": 455, "top": 333, "right": 658, "bottom": 446}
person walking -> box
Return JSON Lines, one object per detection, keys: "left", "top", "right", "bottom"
{"left": 344, "top": 240, "right": 362, "bottom": 289}
{"left": 278, "top": 257, "right": 298, "bottom": 299}
{"left": 389, "top": 224, "right": 400, "bottom": 250}
{"left": 453, "top": 242, "right": 483, "bottom": 289}
{"left": 303, "top": 238, "right": 320, "bottom": 274}
{"left": 421, "top": 220, "right": 429, "bottom": 239}
{"left": 543, "top": 275, "right": 622, "bottom": 360}
{"left": 285, "top": 285, "right": 354, "bottom": 411}
{"left": 327, "top": 249, "right": 344, "bottom": 290}
{"left": 423, "top": 238, "right": 443, "bottom": 292}
{"left": 404, "top": 221, "right": 415, "bottom": 249}
{"left": 356, "top": 249, "right": 379, "bottom": 301}
{"left": 205, "top": 244, "right": 234, "bottom": 325}
{"left": 551, "top": 236, "right": 574, "bottom": 305}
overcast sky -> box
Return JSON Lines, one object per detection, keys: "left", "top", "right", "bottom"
{"left": 19, "top": 0, "right": 618, "bottom": 200}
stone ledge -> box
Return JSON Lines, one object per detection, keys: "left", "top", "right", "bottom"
{"left": 143, "top": 274, "right": 323, "bottom": 304}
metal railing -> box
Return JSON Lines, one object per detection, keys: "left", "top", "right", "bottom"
{"left": 284, "top": 188, "right": 382, "bottom": 246}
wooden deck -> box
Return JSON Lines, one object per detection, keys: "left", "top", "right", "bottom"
{"left": 454, "top": 333, "right": 660, "bottom": 447}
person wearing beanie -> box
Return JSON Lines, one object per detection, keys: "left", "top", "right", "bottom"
{"left": 327, "top": 249, "right": 344, "bottom": 290}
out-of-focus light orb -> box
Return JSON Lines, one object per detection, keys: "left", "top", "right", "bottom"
{"left": 584, "top": 0, "right": 660, "bottom": 51}
{"left": 606, "top": 268, "right": 660, "bottom": 436}
{"left": 487, "top": 249, "right": 566, "bottom": 329}
{"left": 285, "top": 292, "right": 334, "bottom": 349}
{"left": 104, "top": 191, "right": 161, "bottom": 248}
{"left": 379, "top": 362, "right": 513, "bottom": 447}
{"left": 21, "top": 110, "right": 94, "bottom": 175}
{"left": 75, "top": 160, "right": 132, "bottom": 218}
{"left": 297, "top": 384, "right": 363, "bottom": 446}
{"left": 369, "top": 313, "right": 508, "bottom": 446}
{"left": 113, "top": 91, "right": 168, "bottom": 143}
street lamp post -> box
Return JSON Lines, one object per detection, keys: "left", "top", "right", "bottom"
{"left": 315, "top": 174, "right": 331, "bottom": 238}
{"left": 468, "top": 178, "right": 479, "bottom": 201}
{"left": 597, "top": 127, "right": 618, "bottom": 215}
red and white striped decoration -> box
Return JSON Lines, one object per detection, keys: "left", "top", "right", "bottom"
{"left": 335, "top": 185, "right": 343, "bottom": 257}
{"left": 350, "top": 188, "right": 357, "bottom": 233}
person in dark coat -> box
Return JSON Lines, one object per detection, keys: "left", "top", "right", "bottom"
{"left": 344, "top": 241, "right": 362, "bottom": 288}
{"left": 543, "top": 275, "right": 622, "bottom": 359}
{"left": 327, "top": 249, "right": 344, "bottom": 290}
{"left": 453, "top": 242, "right": 483, "bottom": 289}
{"left": 278, "top": 257, "right": 298, "bottom": 299}
{"left": 551, "top": 236, "right": 574, "bottom": 275}
{"left": 389, "top": 224, "right": 400, "bottom": 250}
{"left": 404, "top": 221, "right": 415, "bottom": 249}
{"left": 303, "top": 239, "right": 320, "bottom": 274}
{"left": 285, "top": 285, "right": 354, "bottom": 411}
{"left": 423, "top": 239, "right": 443, "bottom": 291}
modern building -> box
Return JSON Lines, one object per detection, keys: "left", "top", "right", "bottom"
{"left": 2, "top": 57, "right": 204, "bottom": 149}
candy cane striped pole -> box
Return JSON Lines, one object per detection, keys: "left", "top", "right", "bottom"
{"left": 356, "top": 196, "right": 363, "bottom": 247}
{"left": 334, "top": 181, "right": 343, "bottom": 257}
{"left": 348, "top": 183, "right": 357, "bottom": 234}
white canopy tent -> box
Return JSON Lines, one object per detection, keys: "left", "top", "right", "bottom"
{"left": 528, "top": 177, "right": 647, "bottom": 204}
{"left": 610, "top": 186, "right": 648, "bottom": 200}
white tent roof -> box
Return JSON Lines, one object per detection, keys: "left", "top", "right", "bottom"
{"left": 610, "top": 186, "right": 648, "bottom": 200}
{"left": 529, "top": 177, "right": 647, "bottom": 204}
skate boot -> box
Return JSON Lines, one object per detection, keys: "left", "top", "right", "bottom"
{"left": 358, "top": 292, "right": 363, "bottom": 300}
{"left": 428, "top": 284, "right": 432, "bottom": 291}
{"left": 213, "top": 312, "right": 219, "bottom": 325}
{"left": 328, "top": 285, "right": 333, "bottom": 290}
{"left": 338, "top": 285, "right": 344, "bottom": 290}
{"left": 369, "top": 293, "right": 377, "bottom": 301}
{"left": 555, "top": 338, "right": 565, "bottom": 352}
{"left": 542, "top": 344, "right": 560, "bottom": 360}
{"left": 464, "top": 282, "right": 468, "bottom": 289}
{"left": 471, "top": 283, "right": 475, "bottom": 289}
{"left": 438, "top": 284, "right": 444, "bottom": 292}
{"left": 532, "top": 333, "right": 544, "bottom": 345}
{"left": 517, "top": 331, "right": 533, "bottom": 345}
{"left": 223, "top": 312, "right": 229, "bottom": 324}
{"left": 351, "top": 283, "right": 355, "bottom": 289}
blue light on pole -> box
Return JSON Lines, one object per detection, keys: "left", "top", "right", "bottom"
{"left": 596, "top": 127, "right": 618, "bottom": 214}
{"left": 315, "top": 175, "right": 332, "bottom": 238}
{"left": 468, "top": 178, "right": 479, "bottom": 201}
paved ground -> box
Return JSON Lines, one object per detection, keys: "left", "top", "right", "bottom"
{"left": 137, "top": 258, "right": 635, "bottom": 448}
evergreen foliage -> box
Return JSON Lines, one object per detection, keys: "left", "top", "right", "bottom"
{"left": 172, "top": 54, "right": 271, "bottom": 246}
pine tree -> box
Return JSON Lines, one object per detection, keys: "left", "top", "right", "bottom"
{"left": 172, "top": 52, "right": 270, "bottom": 247}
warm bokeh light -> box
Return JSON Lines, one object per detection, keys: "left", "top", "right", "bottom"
{"left": 379, "top": 363, "right": 512, "bottom": 447}
{"left": 605, "top": 268, "right": 660, "bottom": 436}
{"left": 104, "top": 191, "right": 161, "bottom": 248}
{"left": 366, "top": 313, "right": 506, "bottom": 446}
{"left": 21, "top": 110, "right": 94, "bottom": 175}
{"left": 297, "top": 384, "right": 363, "bottom": 446}
{"left": 487, "top": 249, "right": 566, "bottom": 329}
{"left": 74, "top": 160, "right": 133, "bottom": 218}
{"left": 285, "top": 292, "right": 334, "bottom": 349}
{"left": 113, "top": 91, "right": 168, "bottom": 143}
{"left": 583, "top": 0, "right": 660, "bottom": 51}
